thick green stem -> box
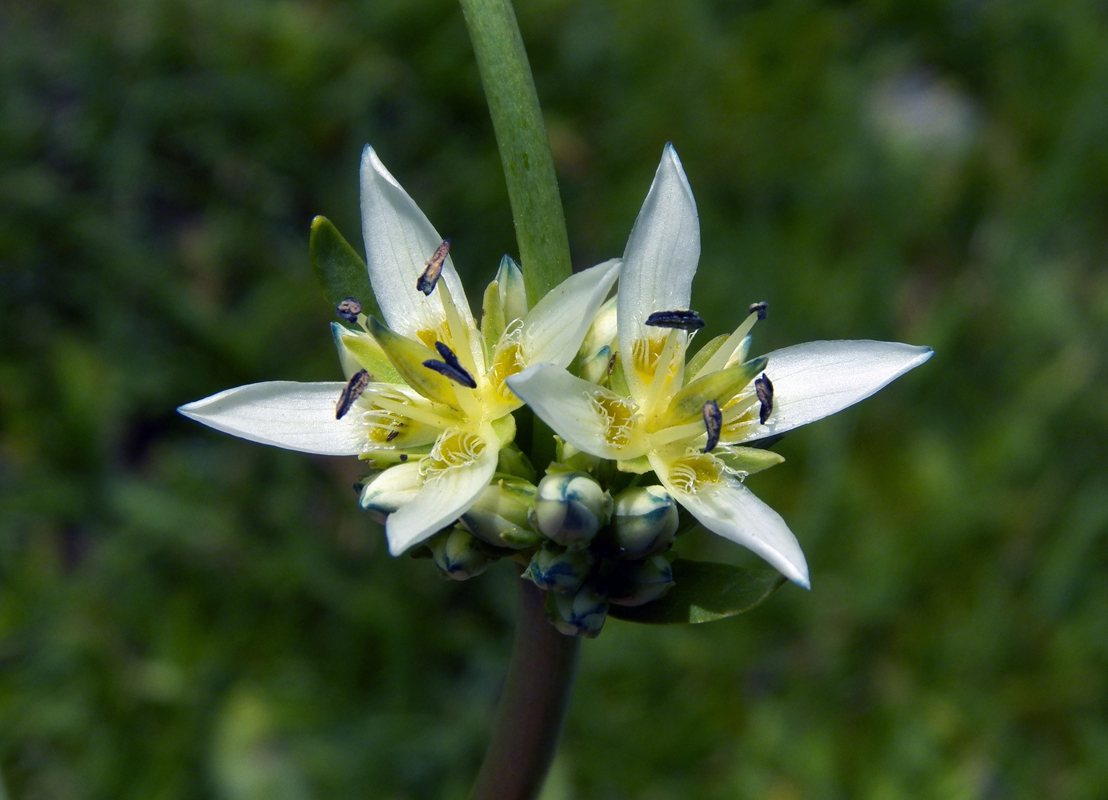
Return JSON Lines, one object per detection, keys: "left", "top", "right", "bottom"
{"left": 458, "top": 0, "right": 573, "bottom": 307}
{"left": 469, "top": 581, "right": 581, "bottom": 800}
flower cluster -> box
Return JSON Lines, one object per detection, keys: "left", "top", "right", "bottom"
{"left": 180, "top": 144, "right": 932, "bottom": 636}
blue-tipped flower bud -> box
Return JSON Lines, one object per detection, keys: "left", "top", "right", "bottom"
{"left": 530, "top": 471, "right": 612, "bottom": 547}
{"left": 429, "top": 528, "right": 496, "bottom": 581}
{"left": 545, "top": 581, "right": 609, "bottom": 638}
{"left": 611, "top": 486, "right": 679, "bottom": 559}
{"left": 459, "top": 476, "right": 540, "bottom": 549}
{"left": 359, "top": 462, "right": 423, "bottom": 524}
{"left": 609, "top": 555, "right": 675, "bottom": 607}
{"left": 524, "top": 545, "right": 596, "bottom": 595}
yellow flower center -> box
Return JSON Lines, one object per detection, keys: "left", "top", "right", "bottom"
{"left": 489, "top": 342, "right": 526, "bottom": 399}
{"left": 424, "top": 431, "right": 486, "bottom": 473}
{"left": 590, "top": 393, "right": 637, "bottom": 449}
{"left": 667, "top": 453, "right": 724, "bottom": 494}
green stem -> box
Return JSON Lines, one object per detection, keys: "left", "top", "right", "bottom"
{"left": 468, "top": 581, "right": 581, "bottom": 800}
{"left": 458, "top": 0, "right": 573, "bottom": 307}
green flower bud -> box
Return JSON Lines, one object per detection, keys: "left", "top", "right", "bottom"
{"left": 429, "top": 528, "right": 496, "bottom": 581}
{"left": 545, "top": 581, "right": 609, "bottom": 638}
{"left": 524, "top": 545, "right": 596, "bottom": 595}
{"left": 611, "top": 486, "right": 679, "bottom": 559}
{"left": 496, "top": 445, "right": 537, "bottom": 483}
{"left": 609, "top": 555, "right": 675, "bottom": 607}
{"left": 530, "top": 471, "right": 612, "bottom": 547}
{"left": 460, "top": 476, "right": 539, "bottom": 549}
{"left": 359, "top": 462, "right": 422, "bottom": 524}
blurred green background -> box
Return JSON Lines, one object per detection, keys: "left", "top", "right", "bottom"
{"left": 3, "top": 0, "right": 1107, "bottom": 797}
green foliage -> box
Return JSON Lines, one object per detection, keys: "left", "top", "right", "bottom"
{"left": 2, "top": 0, "right": 1108, "bottom": 797}
{"left": 608, "top": 560, "right": 786, "bottom": 625}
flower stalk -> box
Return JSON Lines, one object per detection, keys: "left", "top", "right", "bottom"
{"left": 458, "top": 0, "right": 572, "bottom": 306}
{"left": 468, "top": 581, "right": 581, "bottom": 800}
{"left": 459, "top": 1, "right": 580, "bottom": 796}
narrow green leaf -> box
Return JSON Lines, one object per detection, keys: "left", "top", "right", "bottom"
{"left": 310, "top": 216, "right": 380, "bottom": 318}
{"left": 608, "top": 559, "right": 787, "bottom": 625}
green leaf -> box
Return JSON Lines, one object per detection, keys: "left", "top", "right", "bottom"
{"left": 310, "top": 216, "right": 380, "bottom": 317}
{"left": 608, "top": 559, "right": 787, "bottom": 625}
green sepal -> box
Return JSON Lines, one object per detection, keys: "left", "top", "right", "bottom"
{"left": 615, "top": 455, "right": 653, "bottom": 474}
{"left": 481, "top": 279, "right": 506, "bottom": 350}
{"left": 607, "top": 559, "right": 786, "bottom": 624}
{"left": 310, "top": 216, "right": 380, "bottom": 317}
{"left": 684, "top": 334, "right": 729, "bottom": 385}
{"left": 332, "top": 323, "right": 403, "bottom": 384}
{"left": 661, "top": 356, "right": 768, "bottom": 428}
{"left": 608, "top": 351, "right": 631, "bottom": 397}
{"left": 367, "top": 317, "right": 460, "bottom": 409}
{"left": 715, "top": 446, "right": 784, "bottom": 475}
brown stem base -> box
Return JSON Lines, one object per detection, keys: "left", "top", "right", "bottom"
{"left": 468, "top": 580, "right": 581, "bottom": 800}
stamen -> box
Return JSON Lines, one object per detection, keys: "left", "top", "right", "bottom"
{"left": 386, "top": 430, "right": 399, "bottom": 442}
{"left": 336, "top": 297, "right": 362, "bottom": 323}
{"left": 417, "top": 239, "right": 451, "bottom": 295}
{"left": 336, "top": 369, "right": 370, "bottom": 419}
{"left": 748, "top": 301, "right": 768, "bottom": 321}
{"left": 423, "top": 347, "right": 478, "bottom": 389}
{"left": 755, "top": 373, "right": 774, "bottom": 424}
{"left": 645, "top": 309, "right": 705, "bottom": 332}
{"left": 702, "top": 400, "right": 722, "bottom": 453}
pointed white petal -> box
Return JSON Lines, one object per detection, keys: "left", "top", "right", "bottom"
{"left": 653, "top": 456, "right": 810, "bottom": 588}
{"left": 740, "top": 340, "right": 934, "bottom": 441}
{"left": 617, "top": 143, "right": 700, "bottom": 396}
{"left": 506, "top": 364, "right": 647, "bottom": 460}
{"left": 521, "top": 259, "right": 621, "bottom": 368}
{"left": 384, "top": 432, "right": 498, "bottom": 555}
{"left": 359, "top": 146, "right": 474, "bottom": 337}
{"left": 178, "top": 382, "right": 363, "bottom": 456}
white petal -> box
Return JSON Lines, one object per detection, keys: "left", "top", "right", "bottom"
{"left": 521, "top": 259, "right": 621, "bottom": 368}
{"left": 741, "top": 340, "right": 934, "bottom": 440}
{"left": 359, "top": 146, "right": 474, "bottom": 337}
{"left": 617, "top": 143, "right": 700, "bottom": 393}
{"left": 506, "top": 364, "right": 646, "bottom": 460}
{"left": 178, "top": 382, "right": 363, "bottom": 456}
{"left": 654, "top": 457, "right": 810, "bottom": 588}
{"left": 384, "top": 432, "right": 498, "bottom": 555}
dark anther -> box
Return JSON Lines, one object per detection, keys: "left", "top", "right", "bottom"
{"left": 644, "top": 309, "right": 705, "bottom": 332}
{"left": 749, "top": 301, "right": 768, "bottom": 321}
{"left": 417, "top": 239, "right": 452, "bottom": 295}
{"left": 386, "top": 429, "right": 399, "bottom": 442}
{"left": 336, "top": 369, "right": 371, "bottom": 419}
{"left": 423, "top": 343, "right": 477, "bottom": 389}
{"left": 607, "top": 351, "right": 617, "bottom": 375}
{"left": 754, "top": 373, "right": 774, "bottom": 425}
{"left": 702, "top": 400, "right": 722, "bottom": 453}
{"left": 336, "top": 297, "right": 362, "bottom": 323}
{"left": 399, "top": 454, "right": 409, "bottom": 462}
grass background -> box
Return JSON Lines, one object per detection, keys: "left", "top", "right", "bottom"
{"left": 2, "top": 0, "right": 1107, "bottom": 797}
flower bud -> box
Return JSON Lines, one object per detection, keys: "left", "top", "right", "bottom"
{"left": 578, "top": 296, "right": 618, "bottom": 363}
{"left": 611, "top": 486, "right": 679, "bottom": 559}
{"left": 459, "top": 476, "right": 539, "bottom": 549}
{"left": 608, "top": 555, "right": 675, "bottom": 607}
{"left": 429, "top": 528, "right": 496, "bottom": 581}
{"left": 545, "top": 581, "right": 609, "bottom": 638}
{"left": 530, "top": 471, "right": 612, "bottom": 547}
{"left": 524, "top": 545, "right": 595, "bottom": 595}
{"left": 359, "top": 462, "right": 423, "bottom": 524}
{"left": 579, "top": 345, "right": 612, "bottom": 386}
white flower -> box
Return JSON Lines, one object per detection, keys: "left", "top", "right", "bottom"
{"left": 179, "top": 146, "right": 619, "bottom": 556}
{"left": 507, "top": 144, "right": 932, "bottom": 589}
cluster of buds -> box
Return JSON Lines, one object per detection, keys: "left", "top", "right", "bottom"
{"left": 405, "top": 455, "right": 681, "bottom": 637}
